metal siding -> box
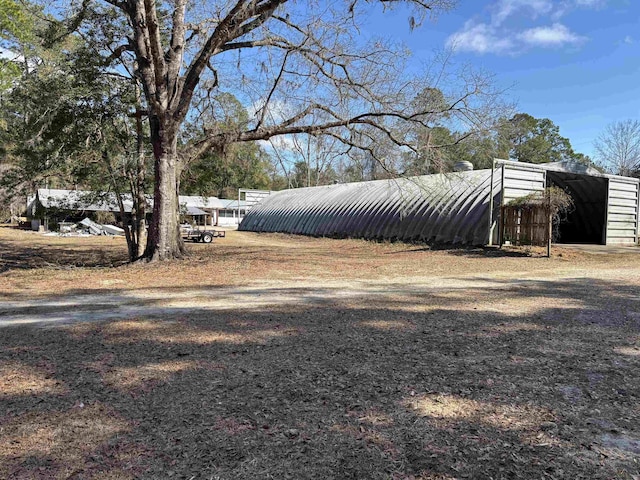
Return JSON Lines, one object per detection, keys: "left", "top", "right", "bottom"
{"left": 327, "top": 184, "right": 363, "bottom": 236}
{"left": 501, "top": 165, "right": 546, "bottom": 204}
{"left": 240, "top": 189, "right": 274, "bottom": 211}
{"left": 502, "top": 179, "right": 546, "bottom": 191}
{"left": 350, "top": 183, "right": 390, "bottom": 237}
{"left": 402, "top": 178, "right": 445, "bottom": 240}
{"left": 319, "top": 184, "right": 358, "bottom": 236}
{"left": 324, "top": 186, "right": 367, "bottom": 236}
{"left": 503, "top": 170, "right": 544, "bottom": 181}
{"left": 434, "top": 176, "right": 479, "bottom": 243}
{"left": 240, "top": 170, "right": 499, "bottom": 245}
{"left": 374, "top": 181, "right": 417, "bottom": 239}
{"left": 609, "top": 182, "right": 638, "bottom": 192}
{"left": 363, "top": 185, "right": 399, "bottom": 239}
{"left": 503, "top": 188, "right": 542, "bottom": 200}
{"left": 608, "top": 213, "right": 637, "bottom": 222}
{"left": 450, "top": 175, "right": 495, "bottom": 244}
{"left": 404, "top": 197, "right": 436, "bottom": 241}
{"left": 302, "top": 185, "right": 346, "bottom": 235}
{"left": 415, "top": 178, "right": 456, "bottom": 242}
{"left": 381, "top": 183, "right": 422, "bottom": 240}
{"left": 303, "top": 187, "right": 335, "bottom": 234}
{"left": 606, "top": 178, "right": 639, "bottom": 245}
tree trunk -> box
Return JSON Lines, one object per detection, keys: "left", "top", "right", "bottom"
{"left": 119, "top": 199, "right": 137, "bottom": 262}
{"left": 135, "top": 195, "right": 147, "bottom": 259}
{"left": 144, "top": 120, "right": 185, "bottom": 261}
{"left": 103, "top": 148, "right": 139, "bottom": 262}
{"left": 134, "top": 104, "right": 147, "bottom": 259}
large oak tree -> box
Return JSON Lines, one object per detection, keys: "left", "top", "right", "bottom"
{"left": 27, "top": 0, "right": 505, "bottom": 261}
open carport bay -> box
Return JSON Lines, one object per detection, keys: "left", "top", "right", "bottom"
{"left": 546, "top": 171, "right": 608, "bottom": 244}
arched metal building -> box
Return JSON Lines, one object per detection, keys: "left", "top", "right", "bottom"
{"left": 239, "top": 160, "right": 640, "bottom": 246}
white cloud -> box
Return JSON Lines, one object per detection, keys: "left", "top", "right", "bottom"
{"left": 550, "top": 0, "right": 607, "bottom": 21}
{"left": 447, "top": 0, "right": 595, "bottom": 55}
{"left": 447, "top": 20, "right": 583, "bottom": 54}
{"left": 446, "top": 21, "right": 514, "bottom": 54}
{"left": 518, "top": 23, "right": 585, "bottom": 47}
{"left": 574, "top": 0, "right": 606, "bottom": 6}
{"left": 491, "top": 0, "right": 554, "bottom": 26}
{"left": 624, "top": 35, "right": 633, "bottom": 44}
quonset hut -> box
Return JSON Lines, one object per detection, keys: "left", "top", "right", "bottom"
{"left": 239, "top": 160, "right": 640, "bottom": 246}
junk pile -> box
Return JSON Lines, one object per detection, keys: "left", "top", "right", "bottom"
{"left": 79, "top": 218, "right": 125, "bottom": 236}
{"left": 43, "top": 218, "right": 125, "bottom": 237}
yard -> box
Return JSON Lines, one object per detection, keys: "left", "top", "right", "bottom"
{"left": 1, "top": 226, "right": 639, "bottom": 479}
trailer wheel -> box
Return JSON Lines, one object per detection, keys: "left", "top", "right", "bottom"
{"left": 201, "top": 233, "right": 213, "bottom": 243}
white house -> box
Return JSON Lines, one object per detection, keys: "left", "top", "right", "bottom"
{"left": 29, "top": 189, "right": 225, "bottom": 230}
{"left": 217, "top": 199, "right": 250, "bottom": 226}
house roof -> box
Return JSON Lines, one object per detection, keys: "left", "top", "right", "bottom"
{"left": 36, "top": 189, "right": 224, "bottom": 213}
{"left": 178, "top": 195, "right": 224, "bottom": 209}
{"left": 219, "top": 199, "right": 250, "bottom": 209}
{"left": 37, "top": 189, "right": 136, "bottom": 213}
{"left": 185, "top": 205, "right": 208, "bottom": 215}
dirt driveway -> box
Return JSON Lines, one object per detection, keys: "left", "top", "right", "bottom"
{"left": 1, "top": 227, "right": 639, "bottom": 479}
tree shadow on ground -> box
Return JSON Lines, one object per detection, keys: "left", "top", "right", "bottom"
{"left": 0, "top": 237, "right": 128, "bottom": 272}
{"left": 0, "top": 229, "right": 549, "bottom": 275}
{"left": 1, "top": 276, "right": 639, "bottom": 479}
{"left": 380, "top": 243, "right": 544, "bottom": 258}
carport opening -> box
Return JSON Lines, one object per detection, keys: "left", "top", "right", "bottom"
{"left": 546, "top": 171, "right": 607, "bottom": 244}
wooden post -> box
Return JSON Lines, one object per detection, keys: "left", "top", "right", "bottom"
{"left": 547, "top": 199, "right": 552, "bottom": 258}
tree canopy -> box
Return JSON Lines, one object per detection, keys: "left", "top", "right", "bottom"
{"left": 501, "top": 113, "right": 588, "bottom": 165}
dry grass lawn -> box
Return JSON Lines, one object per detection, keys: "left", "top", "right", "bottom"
{"left": 1, "top": 226, "right": 639, "bottom": 479}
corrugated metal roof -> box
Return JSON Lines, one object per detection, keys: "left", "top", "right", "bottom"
{"left": 539, "top": 160, "right": 603, "bottom": 176}
{"left": 37, "top": 189, "right": 224, "bottom": 212}
{"left": 498, "top": 159, "right": 633, "bottom": 181}
{"left": 185, "top": 205, "right": 208, "bottom": 215}
{"left": 219, "top": 199, "right": 249, "bottom": 209}
{"left": 178, "top": 195, "right": 224, "bottom": 209}
{"left": 240, "top": 170, "right": 500, "bottom": 245}
{"left": 37, "top": 189, "right": 136, "bottom": 213}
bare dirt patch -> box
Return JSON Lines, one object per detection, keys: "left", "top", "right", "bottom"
{"left": 1, "top": 227, "right": 639, "bottom": 479}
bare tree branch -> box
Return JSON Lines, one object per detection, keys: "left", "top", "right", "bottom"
{"left": 174, "top": 0, "right": 287, "bottom": 120}
{"left": 594, "top": 119, "right": 640, "bottom": 177}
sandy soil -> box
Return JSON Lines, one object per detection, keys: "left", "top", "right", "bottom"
{"left": 0, "top": 227, "right": 639, "bottom": 479}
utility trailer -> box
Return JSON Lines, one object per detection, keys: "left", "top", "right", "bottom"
{"left": 181, "top": 227, "right": 226, "bottom": 243}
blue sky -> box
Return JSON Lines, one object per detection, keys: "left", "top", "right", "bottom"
{"left": 361, "top": 0, "right": 640, "bottom": 159}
